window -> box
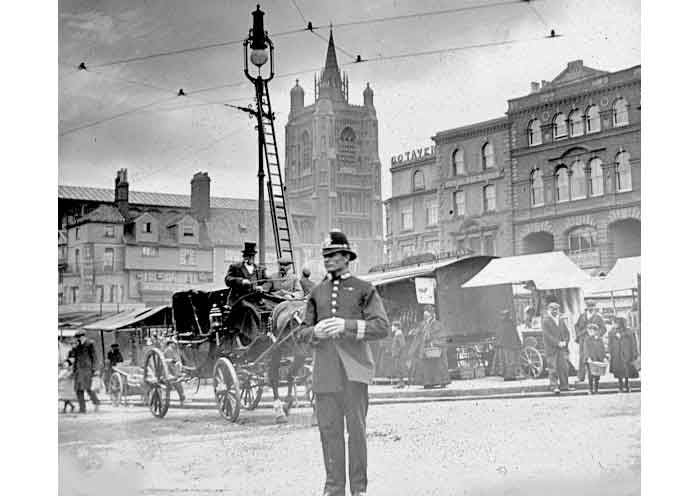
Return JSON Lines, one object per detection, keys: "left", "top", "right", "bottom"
{"left": 452, "top": 149, "right": 465, "bottom": 175}
{"left": 484, "top": 235, "right": 496, "bottom": 255}
{"left": 482, "top": 142, "right": 495, "bottom": 169}
{"left": 119, "top": 285, "right": 124, "bottom": 303}
{"left": 425, "top": 200, "right": 438, "bottom": 226}
{"left": 616, "top": 151, "right": 632, "bottom": 192}
{"left": 553, "top": 113, "right": 567, "bottom": 140}
{"left": 425, "top": 240, "right": 439, "bottom": 254}
{"left": 570, "top": 161, "right": 586, "bottom": 200}
{"left": 569, "top": 110, "right": 583, "bottom": 137}
{"left": 527, "top": 119, "right": 541, "bottom": 146}
{"left": 483, "top": 184, "right": 496, "bottom": 212}
{"left": 401, "top": 206, "right": 413, "bottom": 231}
{"left": 96, "top": 285, "right": 104, "bottom": 303}
{"left": 385, "top": 208, "right": 392, "bottom": 236}
{"left": 182, "top": 222, "right": 195, "bottom": 237}
{"left": 555, "top": 166, "right": 570, "bottom": 202}
{"left": 74, "top": 249, "right": 81, "bottom": 273}
{"left": 142, "top": 222, "right": 152, "bottom": 233}
{"left": 104, "top": 226, "right": 115, "bottom": 238}
{"left": 224, "top": 248, "right": 236, "bottom": 261}
{"left": 110, "top": 285, "right": 117, "bottom": 303}
{"left": 531, "top": 169, "right": 544, "bottom": 206}
{"left": 589, "top": 158, "right": 604, "bottom": 196}
{"left": 401, "top": 243, "right": 415, "bottom": 258}
{"left": 302, "top": 131, "right": 311, "bottom": 170}
{"left": 180, "top": 248, "right": 196, "bottom": 265}
{"left": 585, "top": 105, "right": 600, "bottom": 134}
{"left": 75, "top": 227, "right": 80, "bottom": 240}
{"left": 613, "top": 98, "right": 629, "bottom": 127}
{"left": 103, "top": 248, "right": 114, "bottom": 272}
{"left": 454, "top": 191, "right": 466, "bottom": 216}
{"left": 58, "top": 293, "right": 64, "bottom": 305}
{"left": 71, "top": 286, "right": 80, "bottom": 304}
{"left": 142, "top": 246, "right": 159, "bottom": 257}
{"left": 413, "top": 170, "right": 425, "bottom": 191}
{"left": 568, "top": 226, "right": 597, "bottom": 254}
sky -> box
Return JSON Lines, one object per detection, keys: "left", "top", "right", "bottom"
{"left": 58, "top": 0, "right": 641, "bottom": 199}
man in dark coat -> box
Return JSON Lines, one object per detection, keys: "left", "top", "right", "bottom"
{"left": 71, "top": 330, "right": 101, "bottom": 413}
{"left": 299, "top": 229, "right": 389, "bottom": 496}
{"left": 104, "top": 343, "right": 123, "bottom": 393}
{"left": 496, "top": 309, "right": 522, "bottom": 381}
{"left": 542, "top": 302, "right": 571, "bottom": 394}
{"left": 574, "top": 300, "right": 607, "bottom": 382}
{"left": 224, "top": 242, "right": 270, "bottom": 304}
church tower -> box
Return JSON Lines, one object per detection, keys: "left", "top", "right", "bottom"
{"left": 285, "top": 31, "right": 383, "bottom": 276}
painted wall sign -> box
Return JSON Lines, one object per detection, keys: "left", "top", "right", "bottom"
{"left": 390, "top": 145, "right": 436, "bottom": 165}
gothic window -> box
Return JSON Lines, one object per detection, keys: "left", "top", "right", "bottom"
{"left": 555, "top": 166, "right": 570, "bottom": 202}
{"left": 616, "top": 151, "right": 632, "bottom": 191}
{"left": 570, "top": 160, "right": 587, "bottom": 200}
{"left": 528, "top": 119, "right": 542, "bottom": 146}
{"left": 482, "top": 142, "right": 495, "bottom": 169}
{"left": 452, "top": 148, "right": 465, "bottom": 175}
{"left": 585, "top": 105, "right": 601, "bottom": 134}
{"left": 413, "top": 170, "right": 425, "bottom": 191}
{"left": 589, "top": 158, "right": 604, "bottom": 196}
{"left": 613, "top": 98, "right": 629, "bottom": 127}
{"left": 531, "top": 169, "right": 544, "bottom": 207}
{"left": 553, "top": 113, "right": 567, "bottom": 140}
{"left": 338, "top": 127, "right": 357, "bottom": 166}
{"left": 301, "top": 131, "right": 311, "bottom": 171}
{"left": 569, "top": 109, "right": 583, "bottom": 137}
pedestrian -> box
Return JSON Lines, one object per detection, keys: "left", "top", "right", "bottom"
{"left": 298, "top": 229, "right": 389, "bottom": 496}
{"left": 71, "top": 330, "right": 101, "bottom": 413}
{"left": 390, "top": 321, "right": 407, "bottom": 388}
{"left": 608, "top": 317, "right": 639, "bottom": 392}
{"left": 583, "top": 324, "right": 607, "bottom": 394}
{"left": 542, "top": 301, "right": 571, "bottom": 394}
{"left": 104, "top": 343, "right": 123, "bottom": 392}
{"left": 300, "top": 267, "right": 315, "bottom": 296}
{"left": 163, "top": 338, "right": 186, "bottom": 406}
{"left": 408, "top": 305, "right": 450, "bottom": 389}
{"left": 58, "top": 359, "right": 76, "bottom": 413}
{"left": 495, "top": 309, "right": 522, "bottom": 381}
{"left": 574, "top": 300, "right": 607, "bottom": 383}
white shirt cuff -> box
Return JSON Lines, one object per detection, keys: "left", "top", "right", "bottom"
{"left": 356, "top": 320, "right": 366, "bottom": 340}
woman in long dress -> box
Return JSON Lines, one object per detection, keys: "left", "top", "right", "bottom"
{"left": 408, "top": 305, "right": 450, "bottom": 389}
{"left": 608, "top": 317, "right": 639, "bottom": 392}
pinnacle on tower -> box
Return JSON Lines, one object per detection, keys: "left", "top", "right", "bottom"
{"left": 319, "top": 28, "right": 345, "bottom": 100}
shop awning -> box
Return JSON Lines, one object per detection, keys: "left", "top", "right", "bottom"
{"left": 83, "top": 306, "right": 170, "bottom": 331}
{"left": 584, "top": 256, "right": 640, "bottom": 295}
{"left": 363, "top": 256, "right": 472, "bottom": 287}
{"left": 461, "top": 251, "right": 592, "bottom": 290}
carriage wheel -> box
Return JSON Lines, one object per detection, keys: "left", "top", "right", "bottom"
{"left": 109, "top": 373, "right": 124, "bottom": 407}
{"left": 240, "top": 375, "right": 264, "bottom": 411}
{"left": 213, "top": 358, "right": 241, "bottom": 422}
{"left": 520, "top": 346, "right": 544, "bottom": 379}
{"left": 143, "top": 348, "right": 171, "bottom": 418}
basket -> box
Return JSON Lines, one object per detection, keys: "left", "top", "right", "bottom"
{"left": 588, "top": 360, "right": 608, "bottom": 376}
{"left": 424, "top": 346, "right": 442, "bottom": 358}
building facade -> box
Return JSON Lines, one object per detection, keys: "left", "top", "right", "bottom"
{"left": 507, "top": 60, "right": 641, "bottom": 274}
{"left": 384, "top": 145, "right": 439, "bottom": 263}
{"left": 284, "top": 31, "right": 383, "bottom": 276}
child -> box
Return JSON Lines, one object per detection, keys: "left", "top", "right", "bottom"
{"left": 583, "top": 323, "right": 607, "bottom": 394}
{"left": 58, "top": 360, "right": 76, "bottom": 413}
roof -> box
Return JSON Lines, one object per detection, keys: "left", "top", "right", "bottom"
{"left": 584, "top": 256, "right": 640, "bottom": 294}
{"left": 205, "top": 207, "right": 275, "bottom": 247}
{"left": 72, "top": 205, "right": 125, "bottom": 225}
{"left": 58, "top": 311, "right": 121, "bottom": 328}
{"left": 363, "top": 256, "right": 480, "bottom": 287}
{"left": 59, "top": 185, "right": 259, "bottom": 210}
{"left": 461, "top": 252, "right": 592, "bottom": 290}
{"left": 84, "top": 305, "right": 169, "bottom": 331}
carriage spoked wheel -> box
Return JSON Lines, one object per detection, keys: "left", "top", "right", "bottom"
{"left": 520, "top": 346, "right": 544, "bottom": 379}
{"left": 213, "top": 358, "right": 241, "bottom": 422}
{"left": 109, "top": 373, "right": 124, "bottom": 407}
{"left": 143, "top": 348, "right": 171, "bottom": 418}
{"left": 240, "top": 375, "right": 264, "bottom": 411}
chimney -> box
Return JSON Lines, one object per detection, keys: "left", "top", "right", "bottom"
{"left": 114, "top": 169, "right": 129, "bottom": 220}
{"left": 190, "top": 172, "right": 211, "bottom": 221}
{"left": 541, "top": 80, "right": 550, "bottom": 88}
{"left": 530, "top": 81, "right": 540, "bottom": 93}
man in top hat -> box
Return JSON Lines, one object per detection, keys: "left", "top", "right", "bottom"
{"left": 70, "top": 330, "right": 101, "bottom": 413}
{"left": 225, "top": 242, "right": 270, "bottom": 302}
{"left": 574, "top": 299, "right": 607, "bottom": 382}
{"left": 542, "top": 301, "right": 571, "bottom": 394}
{"left": 299, "top": 229, "right": 389, "bottom": 496}
{"left": 268, "top": 257, "right": 303, "bottom": 298}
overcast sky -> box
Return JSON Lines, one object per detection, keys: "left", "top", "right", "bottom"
{"left": 58, "top": 0, "right": 640, "bottom": 199}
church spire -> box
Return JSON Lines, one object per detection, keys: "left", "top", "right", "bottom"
{"left": 319, "top": 28, "right": 345, "bottom": 101}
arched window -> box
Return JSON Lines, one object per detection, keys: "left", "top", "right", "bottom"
{"left": 570, "top": 160, "right": 586, "bottom": 200}
{"left": 613, "top": 98, "right": 629, "bottom": 127}
{"left": 616, "top": 151, "right": 632, "bottom": 191}
{"left": 589, "top": 158, "right": 604, "bottom": 196}
{"left": 569, "top": 109, "right": 583, "bottom": 137}
{"left": 567, "top": 226, "right": 597, "bottom": 254}
{"left": 301, "top": 131, "right": 311, "bottom": 171}
{"left": 530, "top": 169, "right": 544, "bottom": 206}
{"left": 413, "top": 170, "right": 425, "bottom": 191}
{"left": 452, "top": 148, "right": 465, "bottom": 175}
{"left": 482, "top": 142, "right": 495, "bottom": 169}
{"left": 585, "top": 105, "right": 600, "bottom": 134}
{"left": 555, "top": 166, "right": 570, "bottom": 202}
{"left": 483, "top": 184, "right": 496, "bottom": 212}
{"left": 553, "top": 113, "right": 567, "bottom": 140}
{"left": 338, "top": 127, "right": 357, "bottom": 166}
{"left": 527, "top": 119, "right": 541, "bottom": 146}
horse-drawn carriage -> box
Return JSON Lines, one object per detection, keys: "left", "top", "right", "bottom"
{"left": 142, "top": 287, "right": 312, "bottom": 422}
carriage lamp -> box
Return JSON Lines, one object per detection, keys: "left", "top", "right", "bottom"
{"left": 249, "top": 5, "right": 269, "bottom": 68}
{"left": 209, "top": 304, "right": 223, "bottom": 331}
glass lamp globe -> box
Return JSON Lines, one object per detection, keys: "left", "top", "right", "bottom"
{"left": 250, "top": 48, "right": 268, "bottom": 67}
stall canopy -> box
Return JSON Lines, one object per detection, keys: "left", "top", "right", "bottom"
{"left": 461, "top": 252, "right": 592, "bottom": 290}
{"left": 83, "top": 305, "right": 170, "bottom": 331}
{"left": 363, "top": 257, "right": 471, "bottom": 287}
{"left": 584, "top": 256, "right": 640, "bottom": 295}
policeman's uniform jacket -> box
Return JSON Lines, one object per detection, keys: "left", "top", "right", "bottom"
{"left": 301, "top": 272, "right": 389, "bottom": 393}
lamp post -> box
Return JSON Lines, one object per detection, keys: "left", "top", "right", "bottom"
{"left": 243, "top": 4, "right": 274, "bottom": 269}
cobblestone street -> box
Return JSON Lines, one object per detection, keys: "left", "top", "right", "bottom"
{"left": 59, "top": 392, "right": 640, "bottom": 496}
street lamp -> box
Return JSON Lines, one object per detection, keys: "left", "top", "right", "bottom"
{"left": 243, "top": 4, "right": 275, "bottom": 269}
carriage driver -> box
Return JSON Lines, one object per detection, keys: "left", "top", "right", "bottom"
{"left": 225, "top": 242, "right": 270, "bottom": 302}
{"left": 298, "top": 229, "right": 389, "bottom": 496}
{"left": 267, "top": 257, "right": 303, "bottom": 298}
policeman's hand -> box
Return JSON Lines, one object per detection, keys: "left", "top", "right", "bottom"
{"left": 242, "top": 278, "right": 251, "bottom": 286}
{"left": 324, "top": 317, "right": 346, "bottom": 338}
{"left": 313, "top": 319, "right": 332, "bottom": 340}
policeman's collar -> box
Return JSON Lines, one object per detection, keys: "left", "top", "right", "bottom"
{"left": 331, "top": 272, "right": 351, "bottom": 281}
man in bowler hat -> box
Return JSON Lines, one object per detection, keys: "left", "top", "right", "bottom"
{"left": 542, "top": 301, "right": 571, "bottom": 394}
{"left": 299, "top": 229, "right": 389, "bottom": 496}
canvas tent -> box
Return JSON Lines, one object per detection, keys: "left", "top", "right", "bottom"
{"left": 584, "top": 256, "right": 640, "bottom": 295}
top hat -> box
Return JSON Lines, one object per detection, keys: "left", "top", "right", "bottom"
{"left": 110, "top": 343, "right": 119, "bottom": 348}
{"left": 74, "top": 330, "right": 86, "bottom": 337}
{"left": 322, "top": 229, "right": 357, "bottom": 261}
{"left": 242, "top": 242, "right": 258, "bottom": 257}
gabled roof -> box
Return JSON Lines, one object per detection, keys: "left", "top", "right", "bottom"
{"left": 71, "top": 205, "right": 125, "bottom": 226}
{"left": 544, "top": 60, "right": 608, "bottom": 90}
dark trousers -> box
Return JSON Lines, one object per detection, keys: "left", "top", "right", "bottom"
{"left": 589, "top": 375, "right": 600, "bottom": 392}
{"left": 547, "top": 349, "right": 569, "bottom": 390}
{"left": 316, "top": 381, "right": 369, "bottom": 496}
{"left": 577, "top": 339, "right": 588, "bottom": 381}
{"left": 76, "top": 388, "right": 100, "bottom": 412}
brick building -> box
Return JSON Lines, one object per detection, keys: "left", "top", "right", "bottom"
{"left": 507, "top": 61, "right": 641, "bottom": 274}
{"left": 284, "top": 31, "right": 383, "bottom": 276}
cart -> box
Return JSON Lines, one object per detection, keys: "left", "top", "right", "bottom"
{"left": 108, "top": 364, "right": 147, "bottom": 406}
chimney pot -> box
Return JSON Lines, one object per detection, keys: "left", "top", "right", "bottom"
{"left": 530, "top": 81, "right": 540, "bottom": 93}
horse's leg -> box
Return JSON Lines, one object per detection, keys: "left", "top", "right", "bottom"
{"left": 268, "top": 346, "right": 281, "bottom": 401}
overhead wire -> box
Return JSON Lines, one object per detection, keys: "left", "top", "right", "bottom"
{"left": 290, "top": 0, "right": 308, "bottom": 24}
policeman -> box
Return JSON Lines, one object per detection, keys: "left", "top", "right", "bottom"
{"left": 300, "top": 229, "right": 389, "bottom": 496}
